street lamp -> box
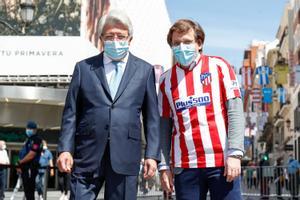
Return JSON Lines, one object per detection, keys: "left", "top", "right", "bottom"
{"left": 20, "top": 0, "right": 36, "bottom": 34}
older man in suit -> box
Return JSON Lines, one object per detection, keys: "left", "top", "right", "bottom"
{"left": 57, "top": 9, "right": 160, "bottom": 200}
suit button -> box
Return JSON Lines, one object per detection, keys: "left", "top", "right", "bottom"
{"left": 105, "top": 125, "right": 109, "bottom": 130}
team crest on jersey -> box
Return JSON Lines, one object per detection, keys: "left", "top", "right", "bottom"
{"left": 200, "top": 72, "right": 212, "bottom": 85}
{"left": 175, "top": 93, "right": 211, "bottom": 111}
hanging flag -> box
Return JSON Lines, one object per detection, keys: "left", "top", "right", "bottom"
{"left": 277, "top": 86, "right": 286, "bottom": 104}
{"left": 262, "top": 103, "right": 269, "bottom": 112}
{"left": 240, "top": 67, "right": 253, "bottom": 89}
{"left": 262, "top": 87, "right": 273, "bottom": 104}
{"left": 296, "top": 65, "right": 300, "bottom": 84}
{"left": 241, "top": 88, "right": 245, "bottom": 101}
{"left": 251, "top": 87, "right": 261, "bottom": 103}
{"left": 274, "top": 64, "right": 289, "bottom": 84}
{"left": 244, "top": 127, "right": 256, "bottom": 137}
{"left": 255, "top": 66, "right": 272, "bottom": 85}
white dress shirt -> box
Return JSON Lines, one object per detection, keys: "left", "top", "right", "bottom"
{"left": 0, "top": 149, "right": 10, "bottom": 165}
{"left": 103, "top": 53, "right": 129, "bottom": 84}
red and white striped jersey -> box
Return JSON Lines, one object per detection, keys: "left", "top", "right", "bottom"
{"left": 240, "top": 67, "right": 253, "bottom": 89}
{"left": 158, "top": 55, "right": 241, "bottom": 168}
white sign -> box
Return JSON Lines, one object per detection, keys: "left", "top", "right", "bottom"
{"left": 0, "top": 36, "right": 99, "bottom": 75}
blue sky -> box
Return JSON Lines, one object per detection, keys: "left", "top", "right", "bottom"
{"left": 166, "top": 0, "right": 288, "bottom": 70}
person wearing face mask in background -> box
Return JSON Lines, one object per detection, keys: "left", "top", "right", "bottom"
{"left": 17, "top": 121, "right": 43, "bottom": 200}
{"left": 158, "top": 19, "right": 244, "bottom": 200}
{"left": 35, "top": 140, "right": 54, "bottom": 200}
{"left": 0, "top": 140, "right": 9, "bottom": 200}
{"left": 56, "top": 9, "right": 160, "bottom": 200}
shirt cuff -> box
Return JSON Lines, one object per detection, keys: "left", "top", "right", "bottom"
{"left": 227, "top": 149, "right": 244, "bottom": 157}
{"left": 158, "top": 164, "right": 170, "bottom": 171}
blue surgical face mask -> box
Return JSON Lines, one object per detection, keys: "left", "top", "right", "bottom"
{"left": 25, "top": 129, "right": 34, "bottom": 137}
{"left": 172, "top": 43, "right": 198, "bottom": 67}
{"left": 104, "top": 40, "right": 129, "bottom": 60}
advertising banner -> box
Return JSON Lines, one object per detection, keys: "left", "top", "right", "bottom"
{"left": 0, "top": 0, "right": 171, "bottom": 75}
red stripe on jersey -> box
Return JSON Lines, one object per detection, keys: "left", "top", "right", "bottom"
{"left": 171, "top": 67, "right": 189, "bottom": 168}
{"left": 216, "top": 56, "right": 241, "bottom": 98}
{"left": 202, "top": 56, "right": 224, "bottom": 167}
{"left": 160, "top": 80, "right": 171, "bottom": 118}
{"left": 184, "top": 69, "right": 206, "bottom": 168}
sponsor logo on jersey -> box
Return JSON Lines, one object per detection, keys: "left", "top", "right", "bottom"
{"left": 175, "top": 93, "right": 211, "bottom": 111}
{"left": 230, "top": 80, "right": 239, "bottom": 90}
{"left": 200, "top": 72, "right": 212, "bottom": 85}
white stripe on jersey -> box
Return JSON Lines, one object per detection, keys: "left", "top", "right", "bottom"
{"left": 192, "top": 60, "right": 215, "bottom": 167}
{"left": 163, "top": 71, "right": 182, "bottom": 167}
{"left": 210, "top": 58, "right": 229, "bottom": 162}
{"left": 175, "top": 67, "right": 198, "bottom": 168}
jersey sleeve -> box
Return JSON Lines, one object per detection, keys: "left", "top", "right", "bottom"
{"left": 31, "top": 137, "right": 42, "bottom": 153}
{"left": 158, "top": 76, "right": 172, "bottom": 118}
{"left": 218, "top": 58, "right": 241, "bottom": 100}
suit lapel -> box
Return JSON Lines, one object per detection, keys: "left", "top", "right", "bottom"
{"left": 92, "top": 53, "right": 113, "bottom": 101}
{"left": 113, "top": 53, "right": 138, "bottom": 103}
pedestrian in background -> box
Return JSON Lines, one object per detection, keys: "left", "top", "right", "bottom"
{"left": 58, "top": 171, "right": 70, "bottom": 200}
{"left": 17, "top": 121, "right": 43, "bottom": 200}
{"left": 0, "top": 141, "right": 9, "bottom": 200}
{"left": 36, "top": 140, "right": 54, "bottom": 200}
{"left": 259, "top": 153, "right": 271, "bottom": 200}
{"left": 158, "top": 19, "right": 244, "bottom": 200}
{"left": 274, "top": 158, "right": 284, "bottom": 200}
{"left": 287, "top": 155, "right": 300, "bottom": 200}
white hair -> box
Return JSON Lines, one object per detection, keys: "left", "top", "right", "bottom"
{"left": 97, "top": 9, "right": 133, "bottom": 38}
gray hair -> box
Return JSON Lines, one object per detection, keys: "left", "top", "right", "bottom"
{"left": 97, "top": 9, "right": 133, "bottom": 38}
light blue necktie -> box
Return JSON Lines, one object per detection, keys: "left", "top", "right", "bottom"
{"left": 109, "top": 61, "right": 123, "bottom": 99}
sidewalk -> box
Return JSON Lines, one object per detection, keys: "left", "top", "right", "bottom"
{"left": 4, "top": 190, "right": 165, "bottom": 200}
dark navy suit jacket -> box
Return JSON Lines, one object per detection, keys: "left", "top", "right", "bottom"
{"left": 58, "top": 52, "right": 160, "bottom": 176}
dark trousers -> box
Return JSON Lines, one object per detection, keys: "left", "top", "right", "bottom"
{"left": 0, "top": 168, "right": 5, "bottom": 200}
{"left": 36, "top": 172, "right": 46, "bottom": 196}
{"left": 70, "top": 145, "right": 138, "bottom": 200}
{"left": 260, "top": 177, "right": 270, "bottom": 199}
{"left": 58, "top": 172, "right": 70, "bottom": 195}
{"left": 21, "top": 166, "right": 39, "bottom": 200}
{"left": 174, "top": 167, "right": 242, "bottom": 200}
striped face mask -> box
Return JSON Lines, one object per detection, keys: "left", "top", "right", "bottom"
{"left": 172, "top": 43, "right": 197, "bottom": 67}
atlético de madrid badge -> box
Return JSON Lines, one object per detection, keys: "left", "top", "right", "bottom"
{"left": 200, "top": 72, "right": 212, "bottom": 85}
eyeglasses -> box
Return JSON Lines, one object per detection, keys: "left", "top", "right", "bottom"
{"left": 102, "top": 34, "right": 129, "bottom": 41}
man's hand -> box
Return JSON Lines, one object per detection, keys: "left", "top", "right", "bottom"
{"left": 224, "top": 156, "right": 241, "bottom": 182}
{"left": 50, "top": 169, "right": 55, "bottom": 177}
{"left": 57, "top": 152, "right": 73, "bottom": 173}
{"left": 143, "top": 158, "right": 157, "bottom": 179}
{"left": 160, "top": 169, "right": 174, "bottom": 193}
{"left": 16, "top": 167, "right": 22, "bottom": 174}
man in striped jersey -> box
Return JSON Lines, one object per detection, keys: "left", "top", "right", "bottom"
{"left": 158, "top": 19, "right": 245, "bottom": 200}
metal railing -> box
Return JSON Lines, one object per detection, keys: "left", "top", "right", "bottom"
{"left": 241, "top": 166, "right": 300, "bottom": 199}
{"left": 1, "top": 164, "right": 300, "bottom": 199}
{"left": 0, "top": 164, "right": 165, "bottom": 200}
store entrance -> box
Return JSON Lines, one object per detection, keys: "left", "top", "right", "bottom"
{"left": 2, "top": 128, "right": 59, "bottom": 190}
